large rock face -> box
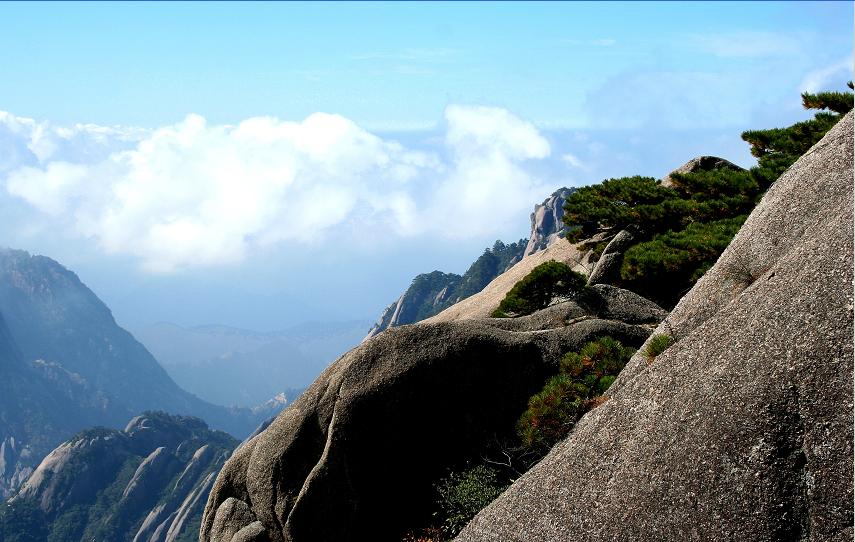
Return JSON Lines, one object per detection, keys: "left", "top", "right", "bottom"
{"left": 660, "top": 155, "right": 744, "bottom": 187}
{"left": 523, "top": 187, "right": 574, "bottom": 257}
{"left": 200, "top": 286, "right": 665, "bottom": 542}
{"left": 455, "top": 112, "right": 854, "bottom": 541}
{"left": 0, "top": 412, "right": 237, "bottom": 542}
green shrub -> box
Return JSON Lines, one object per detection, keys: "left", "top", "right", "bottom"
{"left": 434, "top": 464, "right": 509, "bottom": 537}
{"left": 620, "top": 216, "right": 746, "bottom": 306}
{"left": 516, "top": 374, "right": 585, "bottom": 449}
{"left": 0, "top": 499, "right": 49, "bottom": 542}
{"left": 560, "top": 84, "right": 852, "bottom": 306}
{"left": 517, "top": 336, "right": 635, "bottom": 450}
{"left": 644, "top": 334, "right": 673, "bottom": 361}
{"left": 564, "top": 176, "right": 679, "bottom": 243}
{"left": 494, "top": 261, "right": 586, "bottom": 317}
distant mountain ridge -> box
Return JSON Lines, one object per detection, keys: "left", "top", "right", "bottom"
{"left": 364, "top": 187, "right": 574, "bottom": 340}
{"left": 0, "top": 249, "right": 274, "bottom": 500}
{"left": 363, "top": 239, "right": 528, "bottom": 341}
{"left": 0, "top": 411, "right": 237, "bottom": 542}
{"left": 0, "top": 309, "right": 124, "bottom": 501}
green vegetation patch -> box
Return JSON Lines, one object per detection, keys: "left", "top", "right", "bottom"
{"left": 518, "top": 336, "right": 636, "bottom": 451}
{"left": 492, "top": 260, "right": 587, "bottom": 317}
{"left": 560, "top": 84, "right": 853, "bottom": 307}
{"left": 620, "top": 216, "right": 747, "bottom": 306}
{"left": 433, "top": 464, "right": 509, "bottom": 538}
{"left": 644, "top": 334, "right": 673, "bottom": 362}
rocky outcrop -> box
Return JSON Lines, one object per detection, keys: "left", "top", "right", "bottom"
{"left": 200, "top": 285, "right": 665, "bottom": 542}
{"left": 364, "top": 240, "right": 527, "bottom": 341}
{"left": 0, "top": 437, "right": 34, "bottom": 501}
{"left": 364, "top": 271, "right": 461, "bottom": 341}
{"left": 365, "top": 187, "right": 577, "bottom": 342}
{"left": 426, "top": 237, "right": 600, "bottom": 323}
{"left": 523, "top": 187, "right": 574, "bottom": 257}
{"left": 1, "top": 412, "right": 237, "bottom": 542}
{"left": 586, "top": 228, "right": 635, "bottom": 286}
{"left": 660, "top": 155, "right": 744, "bottom": 188}
{"left": 455, "top": 112, "right": 854, "bottom": 541}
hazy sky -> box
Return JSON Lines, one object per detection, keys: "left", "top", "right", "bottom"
{"left": 0, "top": 1, "right": 851, "bottom": 331}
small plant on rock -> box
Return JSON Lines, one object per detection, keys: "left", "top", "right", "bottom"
{"left": 402, "top": 526, "right": 445, "bottom": 542}
{"left": 644, "top": 334, "right": 673, "bottom": 363}
{"left": 433, "top": 464, "right": 509, "bottom": 538}
{"left": 517, "top": 336, "right": 635, "bottom": 451}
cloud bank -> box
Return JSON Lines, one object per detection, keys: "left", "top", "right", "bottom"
{"left": 2, "top": 106, "right": 551, "bottom": 273}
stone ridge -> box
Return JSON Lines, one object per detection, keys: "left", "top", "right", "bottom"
{"left": 523, "top": 187, "right": 574, "bottom": 257}
{"left": 456, "top": 111, "right": 854, "bottom": 542}
{"left": 660, "top": 155, "right": 744, "bottom": 188}
{"left": 364, "top": 186, "right": 574, "bottom": 342}
{"left": 363, "top": 240, "right": 527, "bottom": 341}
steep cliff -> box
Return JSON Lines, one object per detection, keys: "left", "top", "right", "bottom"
{"left": 0, "top": 412, "right": 237, "bottom": 542}
{"left": 523, "top": 187, "right": 574, "bottom": 257}
{"left": 0, "top": 308, "right": 125, "bottom": 501}
{"left": 456, "top": 111, "right": 853, "bottom": 542}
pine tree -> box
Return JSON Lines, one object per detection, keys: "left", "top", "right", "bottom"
{"left": 559, "top": 82, "right": 853, "bottom": 307}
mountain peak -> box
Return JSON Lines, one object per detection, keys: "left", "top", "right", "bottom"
{"left": 523, "top": 186, "right": 574, "bottom": 258}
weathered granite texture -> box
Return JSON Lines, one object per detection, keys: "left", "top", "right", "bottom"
{"left": 200, "top": 287, "right": 664, "bottom": 542}
{"left": 456, "top": 111, "right": 854, "bottom": 542}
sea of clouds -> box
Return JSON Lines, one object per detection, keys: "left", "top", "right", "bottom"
{"left": 1, "top": 106, "right": 553, "bottom": 272}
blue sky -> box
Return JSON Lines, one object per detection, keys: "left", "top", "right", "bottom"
{"left": 0, "top": 1, "right": 851, "bottom": 331}
{"left": 2, "top": 2, "right": 850, "bottom": 128}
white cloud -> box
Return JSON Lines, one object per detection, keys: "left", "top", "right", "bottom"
{"left": 591, "top": 38, "right": 616, "bottom": 47}
{"left": 799, "top": 57, "right": 853, "bottom": 93}
{"left": 3, "top": 106, "right": 553, "bottom": 273}
{"left": 585, "top": 70, "right": 756, "bottom": 130}
{"left": 689, "top": 31, "right": 803, "bottom": 59}
{"left": 445, "top": 105, "right": 549, "bottom": 161}
{"left": 0, "top": 111, "right": 146, "bottom": 170}
{"left": 350, "top": 48, "right": 458, "bottom": 61}
{"left": 561, "top": 153, "right": 586, "bottom": 170}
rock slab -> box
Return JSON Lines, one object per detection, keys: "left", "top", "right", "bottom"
{"left": 456, "top": 111, "right": 854, "bottom": 542}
